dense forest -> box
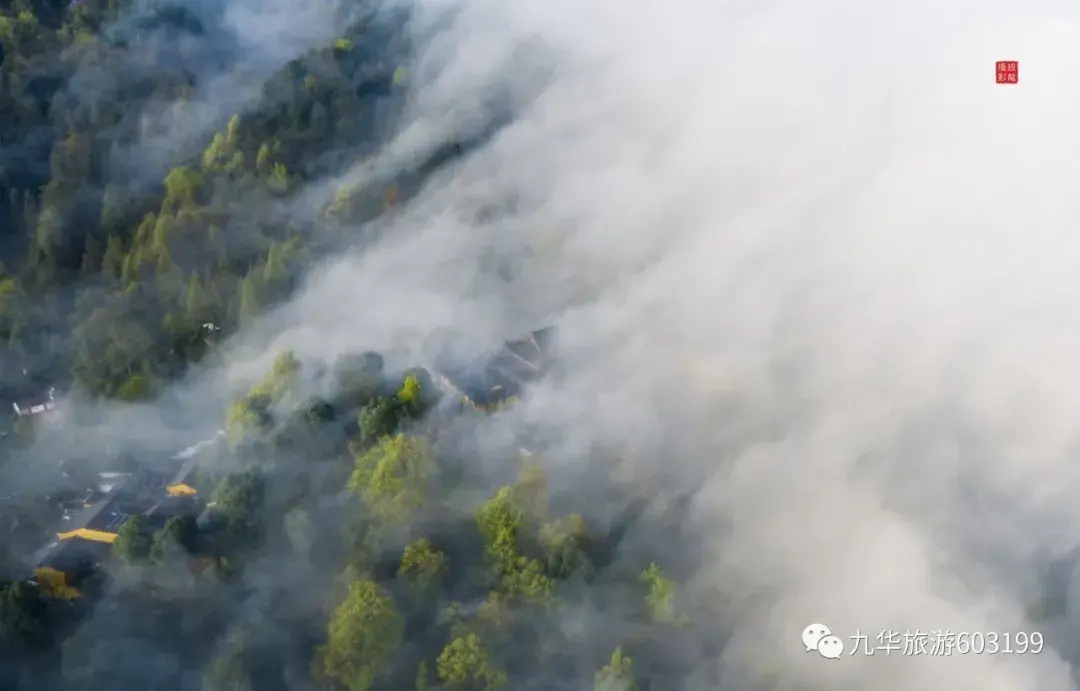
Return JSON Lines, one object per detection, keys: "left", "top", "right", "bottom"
{"left": 0, "top": 0, "right": 706, "bottom": 689}
{"left": 0, "top": 0, "right": 432, "bottom": 406}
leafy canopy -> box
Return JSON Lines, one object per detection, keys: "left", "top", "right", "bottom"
{"left": 316, "top": 579, "right": 403, "bottom": 691}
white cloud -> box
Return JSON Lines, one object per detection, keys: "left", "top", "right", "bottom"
{"left": 230, "top": 0, "right": 1080, "bottom": 687}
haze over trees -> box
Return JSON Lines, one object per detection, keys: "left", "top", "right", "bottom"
{"left": 0, "top": 0, "right": 696, "bottom": 689}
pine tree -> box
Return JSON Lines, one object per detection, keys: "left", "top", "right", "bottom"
{"left": 237, "top": 269, "right": 261, "bottom": 326}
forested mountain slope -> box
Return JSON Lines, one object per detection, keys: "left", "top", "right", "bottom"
{"left": 0, "top": 0, "right": 425, "bottom": 403}
{"left": 0, "top": 1, "right": 700, "bottom": 689}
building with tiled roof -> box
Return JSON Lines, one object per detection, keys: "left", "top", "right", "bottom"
{"left": 434, "top": 327, "right": 557, "bottom": 411}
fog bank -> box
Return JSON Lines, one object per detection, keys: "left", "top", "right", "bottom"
{"left": 215, "top": 0, "right": 1080, "bottom": 688}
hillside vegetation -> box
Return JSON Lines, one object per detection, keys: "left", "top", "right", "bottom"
{"left": 0, "top": 1, "right": 700, "bottom": 689}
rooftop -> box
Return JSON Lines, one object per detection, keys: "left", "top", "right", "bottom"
{"left": 165, "top": 431, "right": 223, "bottom": 496}
{"left": 435, "top": 363, "right": 523, "bottom": 407}
{"left": 13, "top": 387, "right": 57, "bottom": 416}
{"left": 504, "top": 327, "right": 556, "bottom": 373}
{"left": 54, "top": 482, "right": 131, "bottom": 543}
{"left": 34, "top": 533, "right": 112, "bottom": 574}
{"left": 434, "top": 326, "right": 557, "bottom": 407}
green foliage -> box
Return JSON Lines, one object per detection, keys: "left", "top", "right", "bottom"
{"left": 210, "top": 470, "right": 266, "bottom": 544}
{"left": 349, "top": 434, "right": 435, "bottom": 523}
{"left": 640, "top": 562, "right": 688, "bottom": 625}
{"left": 594, "top": 648, "right": 635, "bottom": 691}
{"left": 315, "top": 579, "right": 403, "bottom": 691}
{"left": 162, "top": 166, "right": 204, "bottom": 210}
{"left": 113, "top": 516, "right": 152, "bottom": 563}
{"left": 436, "top": 634, "right": 506, "bottom": 691}
{"left": 150, "top": 515, "right": 200, "bottom": 563}
{"left": 358, "top": 395, "right": 404, "bottom": 443}
{"left": 355, "top": 372, "right": 429, "bottom": 444}
{"left": 0, "top": 7, "right": 679, "bottom": 689}
{"left": 415, "top": 660, "right": 429, "bottom": 691}
{"left": 226, "top": 395, "right": 270, "bottom": 445}
{"left": 398, "top": 538, "right": 447, "bottom": 591}
{"left": 475, "top": 487, "right": 523, "bottom": 576}
{"left": 227, "top": 351, "right": 301, "bottom": 443}
{"left": 510, "top": 464, "right": 549, "bottom": 524}
{"left": 114, "top": 372, "right": 157, "bottom": 401}
{"left": 262, "top": 243, "right": 287, "bottom": 285}
{"left": 250, "top": 351, "right": 301, "bottom": 400}
{"left": 540, "top": 514, "right": 593, "bottom": 579}
{"left": 201, "top": 117, "right": 242, "bottom": 172}
{"left": 0, "top": 0, "right": 397, "bottom": 399}
{"left": 302, "top": 396, "right": 336, "bottom": 424}
{"left": 237, "top": 270, "right": 261, "bottom": 325}
{"left": 201, "top": 626, "right": 287, "bottom": 691}
{"left": 475, "top": 486, "right": 553, "bottom": 601}
{"left": 0, "top": 579, "right": 63, "bottom": 651}
{"left": 499, "top": 556, "right": 553, "bottom": 601}
{"left": 473, "top": 592, "right": 514, "bottom": 634}
{"left": 256, "top": 144, "right": 273, "bottom": 175}
{"left": 203, "top": 642, "right": 255, "bottom": 691}
{"left": 397, "top": 372, "right": 422, "bottom": 412}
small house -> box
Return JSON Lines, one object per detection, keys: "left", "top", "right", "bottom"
{"left": 54, "top": 491, "right": 131, "bottom": 544}
{"left": 434, "top": 327, "right": 557, "bottom": 411}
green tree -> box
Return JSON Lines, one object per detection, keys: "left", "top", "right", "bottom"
{"left": 100, "top": 234, "right": 125, "bottom": 282}
{"left": 594, "top": 648, "right": 635, "bottom": 691}
{"left": 475, "top": 487, "right": 523, "bottom": 576}
{"left": 150, "top": 515, "right": 199, "bottom": 563}
{"left": 99, "top": 184, "right": 134, "bottom": 238}
{"left": 226, "top": 351, "right": 300, "bottom": 443}
{"left": 397, "top": 372, "right": 424, "bottom": 415}
{"left": 510, "top": 464, "right": 549, "bottom": 525}
{"left": 226, "top": 394, "right": 271, "bottom": 445}
{"left": 415, "top": 660, "right": 429, "bottom": 691}
{"left": 115, "top": 372, "right": 157, "bottom": 401}
{"left": 202, "top": 120, "right": 239, "bottom": 172}
{"left": 349, "top": 434, "right": 435, "bottom": 523}
{"left": 201, "top": 627, "right": 285, "bottom": 691}
{"left": 210, "top": 470, "right": 265, "bottom": 545}
{"left": 475, "top": 487, "right": 553, "bottom": 601}
{"left": 237, "top": 269, "right": 262, "bottom": 326}
{"left": 250, "top": 350, "right": 300, "bottom": 400}
{"left": 500, "top": 556, "right": 553, "bottom": 601}
{"left": 113, "top": 515, "right": 152, "bottom": 563}
{"left": 334, "top": 351, "right": 384, "bottom": 406}
{"left": 161, "top": 165, "right": 204, "bottom": 212}
{"left": 255, "top": 143, "right": 273, "bottom": 176}
{"left": 640, "top": 563, "right": 688, "bottom": 625}
{"left": 0, "top": 579, "right": 63, "bottom": 652}
{"left": 203, "top": 644, "right": 254, "bottom": 691}
{"left": 436, "top": 634, "right": 506, "bottom": 691}
{"left": 358, "top": 395, "right": 404, "bottom": 443}
{"left": 261, "top": 242, "right": 292, "bottom": 302}
{"left": 398, "top": 538, "right": 447, "bottom": 592}
{"left": 540, "top": 514, "right": 593, "bottom": 580}
{"left": 315, "top": 579, "right": 403, "bottom": 691}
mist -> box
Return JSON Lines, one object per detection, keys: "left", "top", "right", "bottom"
{"left": 4, "top": 0, "right": 1080, "bottom": 688}
{"left": 218, "top": 0, "right": 1080, "bottom": 688}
